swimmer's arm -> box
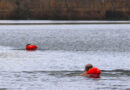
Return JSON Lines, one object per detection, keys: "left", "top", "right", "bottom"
{"left": 80, "top": 72, "right": 90, "bottom": 77}
{"left": 80, "top": 72, "right": 85, "bottom": 76}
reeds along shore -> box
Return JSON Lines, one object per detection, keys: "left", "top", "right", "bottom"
{"left": 0, "top": 0, "right": 130, "bottom": 20}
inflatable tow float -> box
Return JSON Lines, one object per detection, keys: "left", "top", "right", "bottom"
{"left": 26, "top": 44, "right": 38, "bottom": 51}
{"left": 87, "top": 67, "right": 101, "bottom": 78}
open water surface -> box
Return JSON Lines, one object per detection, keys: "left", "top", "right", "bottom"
{"left": 0, "top": 23, "right": 129, "bottom": 90}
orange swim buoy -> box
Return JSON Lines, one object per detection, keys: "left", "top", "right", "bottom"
{"left": 87, "top": 67, "right": 101, "bottom": 78}
{"left": 26, "top": 44, "right": 38, "bottom": 51}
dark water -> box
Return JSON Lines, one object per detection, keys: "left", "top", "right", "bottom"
{"left": 0, "top": 24, "right": 130, "bottom": 90}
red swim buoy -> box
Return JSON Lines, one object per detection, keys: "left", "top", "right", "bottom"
{"left": 87, "top": 67, "right": 101, "bottom": 78}
{"left": 26, "top": 44, "right": 38, "bottom": 51}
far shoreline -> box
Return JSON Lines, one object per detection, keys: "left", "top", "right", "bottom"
{"left": 0, "top": 20, "right": 130, "bottom": 25}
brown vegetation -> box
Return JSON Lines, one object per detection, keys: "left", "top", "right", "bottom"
{"left": 0, "top": 0, "right": 129, "bottom": 20}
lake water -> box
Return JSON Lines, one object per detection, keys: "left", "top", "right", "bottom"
{"left": 0, "top": 24, "right": 130, "bottom": 90}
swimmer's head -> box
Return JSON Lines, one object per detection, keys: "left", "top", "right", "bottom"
{"left": 26, "top": 44, "right": 31, "bottom": 46}
{"left": 85, "top": 64, "right": 93, "bottom": 71}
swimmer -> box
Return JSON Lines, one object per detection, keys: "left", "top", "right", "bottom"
{"left": 80, "top": 64, "right": 101, "bottom": 78}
